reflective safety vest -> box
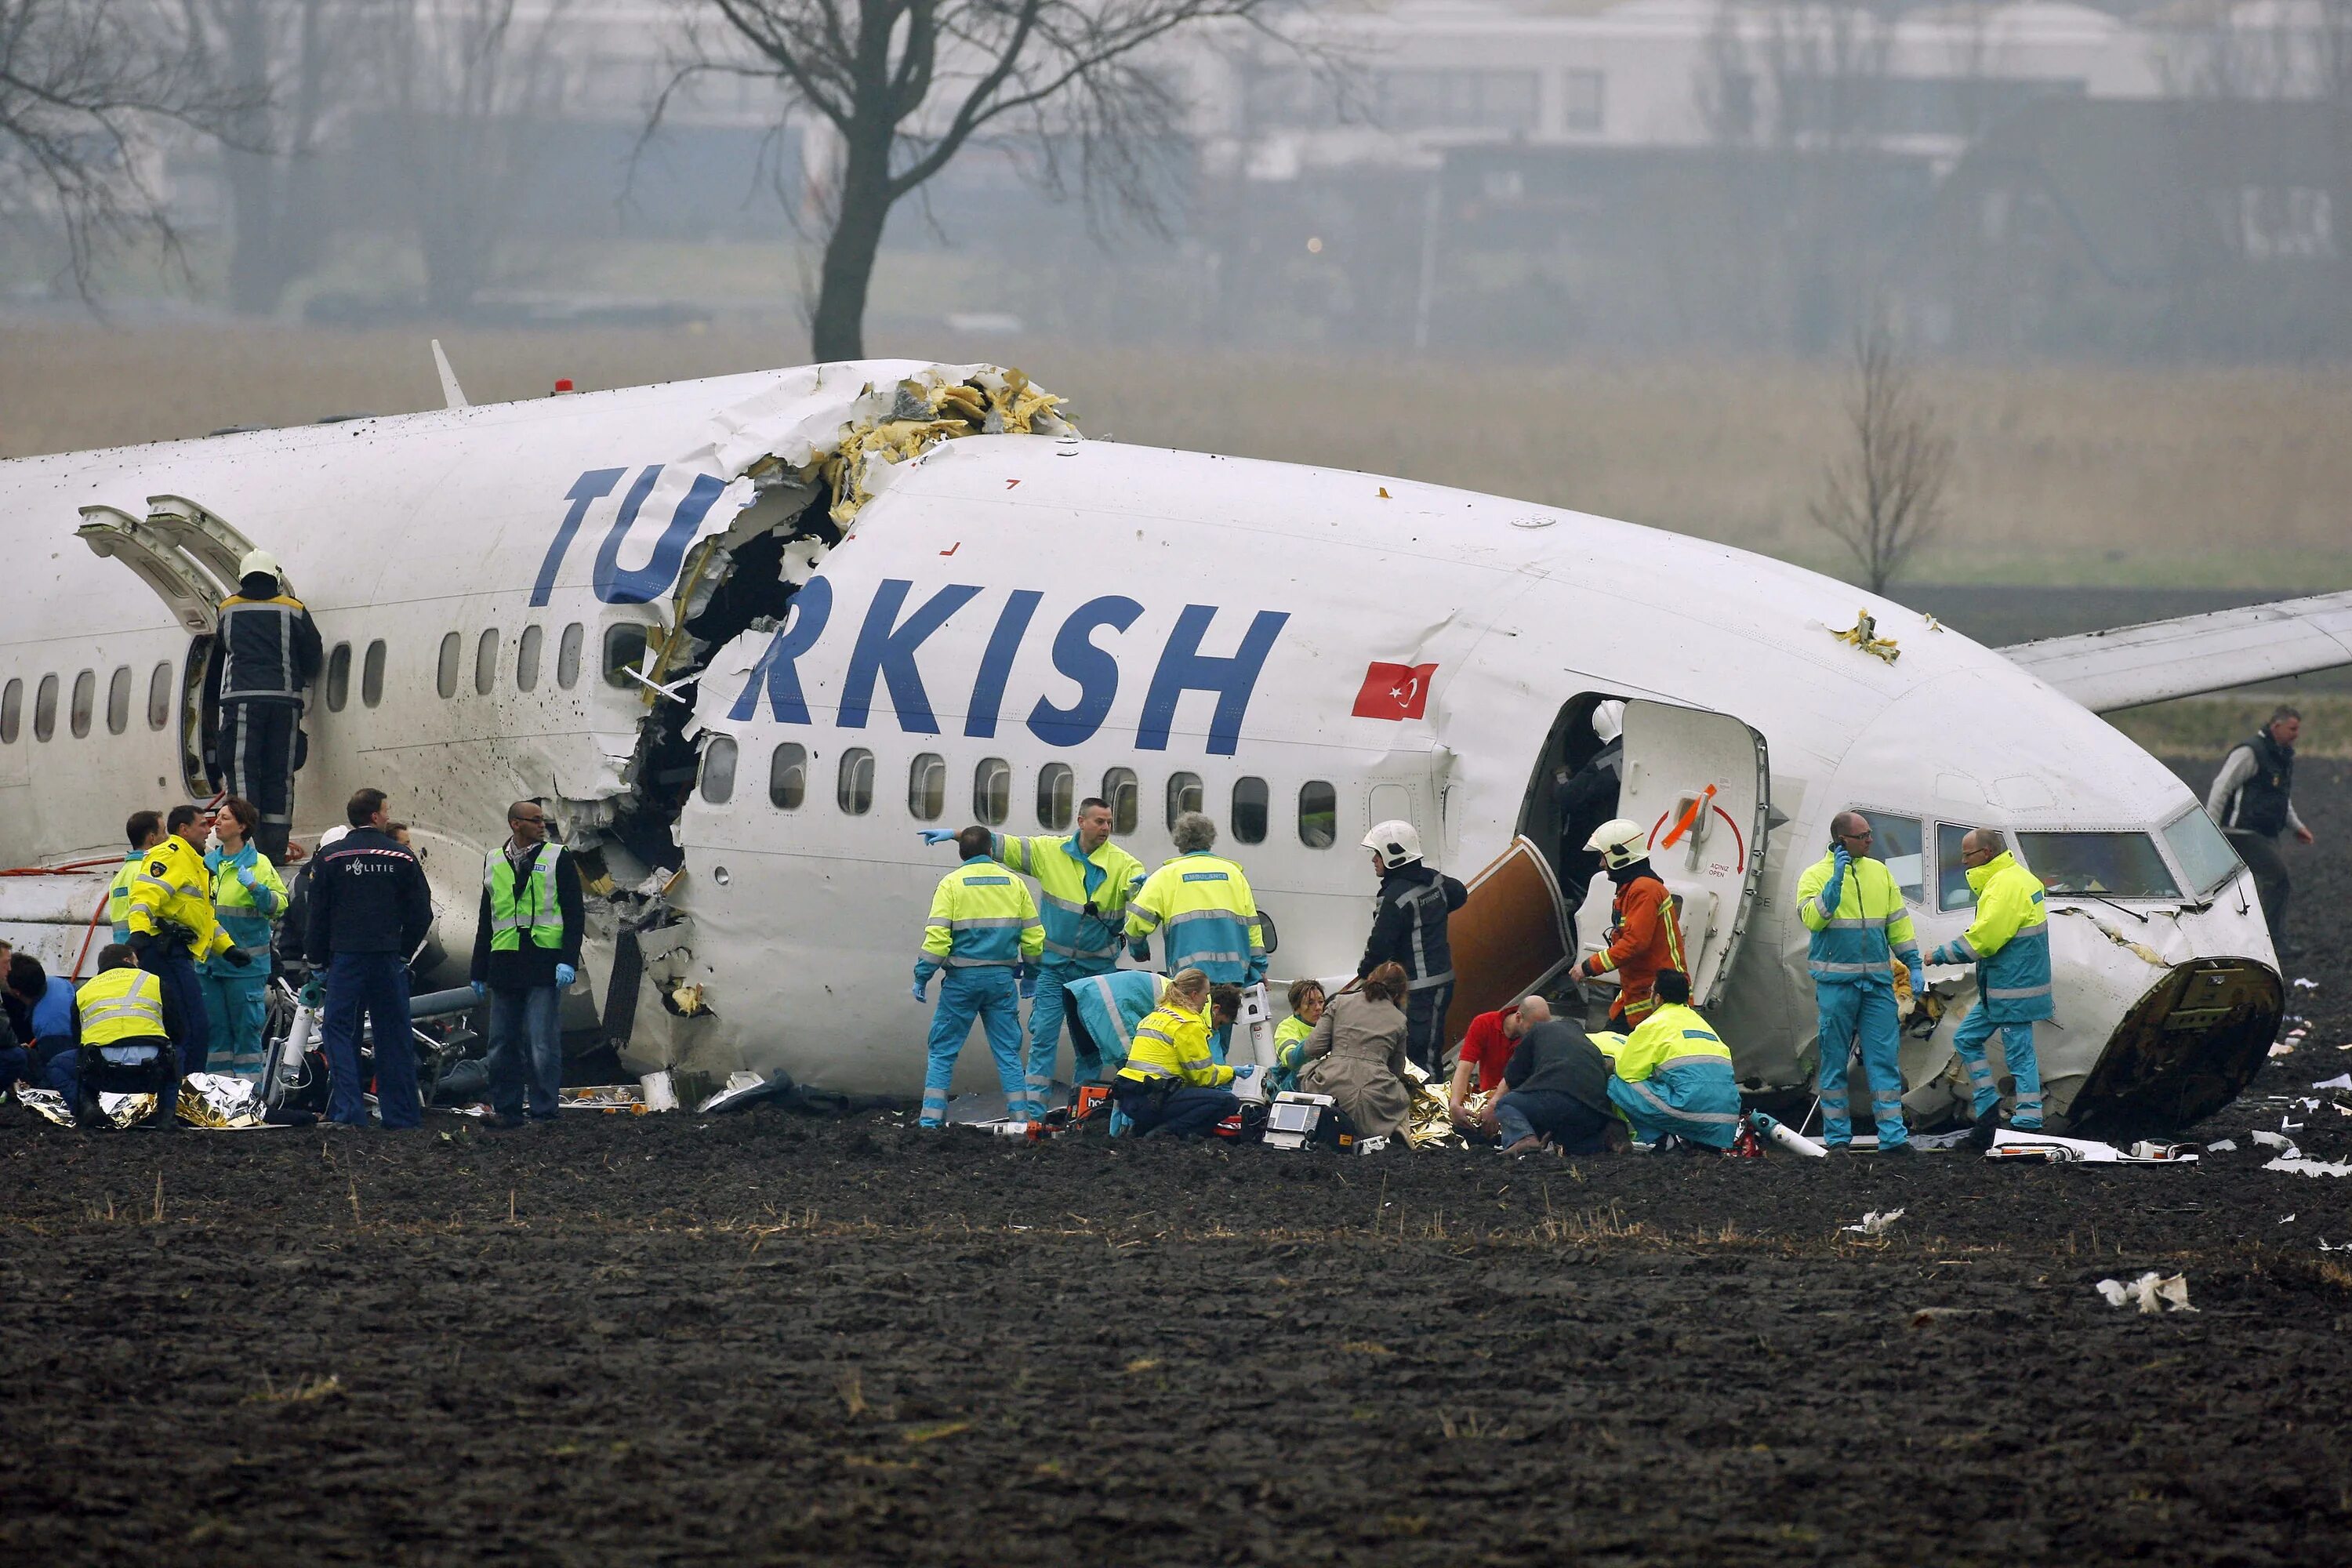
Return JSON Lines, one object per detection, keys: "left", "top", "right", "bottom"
{"left": 485, "top": 844, "right": 565, "bottom": 952}
{"left": 1065, "top": 970, "right": 1166, "bottom": 1070}
{"left": 1795, "top": 851, "right": 1922, "bottom": 987}
{"left": 108, "top": 848, "right": 144, "bottom": 943}
{"left": 990, "top": 832, "right": 1145, "bottom": 966}
{"left": 76, "top": 966, "right": 167, "bottom": 1045}
{"left": 207, "top": 845, "right": 287, "bottom": 970}
{"left": 917, "top": 858, "right": 1045, "bottom": 975}
{"left": 1933, "top": 851, "right": 2053, "bottom": 1023}
{"left": 1126, "top": 852, "right": 1265, "bottom": 985}
{"left": 1117, "top": 997, "right": 1233, "bottom": 1088}
{"left": 1606, "top": 1001, "right": 1742, "bottom": 1148}
{"left": 125, "top": 834, "right": 234, "bottom": 962}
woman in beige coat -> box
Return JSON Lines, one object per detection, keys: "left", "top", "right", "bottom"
{"left": 1299, "top": 962, "right": 1414, "bottom": 1139}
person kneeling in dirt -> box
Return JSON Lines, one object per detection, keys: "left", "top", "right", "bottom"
{"left": 1490, "top": 1013, "right": 1617, "bottom": 1157}
{"left": 1296, "top": 962, "right": 1414, "bottom": 1142}
{"left": 1113, "top": 968, "right": 1254, "bottom": 1138}
{"left": 63, "top": 944, "right": 183, "bottom": 1130}
{"left": 1605, "top": 970, "right": 1740, "bottom": 1152}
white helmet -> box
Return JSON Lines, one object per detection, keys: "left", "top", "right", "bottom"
{"left": 1363, "top": 818, "right": 1423, "bottom": 866}
{"left": 1591, "top": 699, "right": 1625, "bottom": 745}
{"left": 238, "top": 548, "right": 283, "bottom": 583}
{"left": 1584, "top": 817, "right": 1647, "bottom": 870}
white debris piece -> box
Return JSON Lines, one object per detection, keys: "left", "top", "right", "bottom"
{"left": 1842, "top": 1209, "right": 1906, "bottom": 1236}
{"left": 2252, "top": 1131, "right": 2303, "bottom": 1159}
{"left": 2280, "top": 1214, "right": 2296, "bottom": 1225}
{"left": 2312, "top": 1073, "right": 2352, "bottom": 1091}
{"left": 2205, "top": 1139, "right": 2238, "bottom": 1152}
{"left": 2095, "top": 1272, "right": 2196, "bottom": 1315}
{"left": 1986, "top": 1130, "right": 2194, "bottom": 1163}
{"left": 2266, "top": 1157, "right": 2352, "bottom": 1178}
{"left": 2290, "top": 977, "right": 2318, "bottom": 990}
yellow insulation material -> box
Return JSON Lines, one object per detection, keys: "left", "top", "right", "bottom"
{"left": 810, "top": 368, "right": 1073, "bottom": 529}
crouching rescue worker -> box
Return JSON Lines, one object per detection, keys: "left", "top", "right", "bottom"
{"left": 1450, "top": 995, "right": 1546, "bottom": 1137}
{"left": 1489, "top": 1011, "right": 1616, "bottom": 1156}
{"left": 470, "top": 800, "right": 585, "bottom": 1128}
{"left": 1114, "top": 968, "right": 1254, "bottom": 1138}
{"left": 128, "top": 803, "right": 246, "bottom": 1075}
{"left": 1576, "top": 818, "right": 1685, "bottom": 1028}
{"left": 68, "top": 944, "right": 182, "bottom": 1130}
{"left": 1127, "top": 812, "right": 1265, "bottom": 1055}
{"left": 913, "top": 826, "right": 1045, "bottom": 1126}
{"left": 1064, "top": 968, "right": 1168, "bottom": 1079}
{"left": 1357, "top": 820, "right": 1466, "bottom": 1078}
{"left": 1606, "top": 970, "right": 1740, "bottom": 1150}
{"left": 1927, "top": 828, "right": 2053, "bottom": 1134}
{"left": 1797, "top": 811, "right": 1923, "bottom": 1153}
{"left": 212, "top": 549, "right": 322, "bottom": 862}
{"left": 926, "top": 794, "right": 1145, "bottom": 1109}
{"left": 202, "top": 797, "right": 287, "bottom": 1080}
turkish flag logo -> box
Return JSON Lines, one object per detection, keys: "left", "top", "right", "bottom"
{"left": 1352, "top": 661, "right": 1438, "bottom": 720}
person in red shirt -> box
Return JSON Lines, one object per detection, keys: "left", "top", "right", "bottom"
{"left": 1449, "top": 994, "right": 1551, "bottom": 1135}
{"left": 1577, "top": 818, "right": 1686, "bottom": 1027}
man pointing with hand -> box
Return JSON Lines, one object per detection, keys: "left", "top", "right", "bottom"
{"left": 472, "top": 800, "right": 584, "bottom": 1129}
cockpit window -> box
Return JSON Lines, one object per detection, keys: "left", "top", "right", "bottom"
{"left": 1935, "top": 822, "right": 1976, "bottom": 910}
{"left": 2015, "top": 831, "right": 2182, "bottom": 901}
{"left": 1853, "top": 810, "right": 1924, "bottom": 904}
{"left": 2161, "top": 808, "right": 2245, "bottom": 898}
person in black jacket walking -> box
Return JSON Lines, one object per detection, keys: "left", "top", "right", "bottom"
{"left": 1358, "top": 818, "right": 1468, "bottom": 1078}
{"left": 470, "top": 800, "right": 584, "bottom": 1128}
{"left": 305, "top": 788, "right": 434, "bottom": 1127}
{"left": 2206, "top": 706, "right": 2317, "bottom": 956}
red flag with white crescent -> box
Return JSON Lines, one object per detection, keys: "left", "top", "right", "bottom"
{"left": 1352, "top": 661, "right": 1437, "bottom": 720}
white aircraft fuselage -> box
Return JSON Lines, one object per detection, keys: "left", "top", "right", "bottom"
{"left": 0, "top": 361, "right": 2284, "bottom": 1129}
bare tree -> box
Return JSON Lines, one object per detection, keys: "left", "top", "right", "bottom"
{"left": 666, "top": 0, "right": 1281, "bottom": 359}
{"left": 1809, "top": 315, "right": 1953, "bottom": 594}
{"left": 1, "top": 0, "right": 253, "bottom": 292}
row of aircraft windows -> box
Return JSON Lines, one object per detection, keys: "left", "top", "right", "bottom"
{"left": 699, "top": 739, "right": 1344, "bottom": 849}
{"left": 0, "top": 663, "right": 175, "bottom": 746}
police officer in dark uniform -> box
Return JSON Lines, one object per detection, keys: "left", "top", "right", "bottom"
{"left": 305, "top": 788, "right": 434, "bottom": 1128}
{"left": 1357, "top": 818, "right": 1467, "bottom": 1078}
{"left": 2206, "top": 706, "right": 2317, "bottom": 955}
{"left": 212, "top": 549, "right": 322, "bottom": 862}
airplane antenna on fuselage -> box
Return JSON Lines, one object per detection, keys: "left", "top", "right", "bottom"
{"left": 430, "top": 339, "right": 470, "bottom": 410}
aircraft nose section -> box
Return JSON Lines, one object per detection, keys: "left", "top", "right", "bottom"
{"left": 2071, "top": 958, "right": 2281, "bottom": 1130}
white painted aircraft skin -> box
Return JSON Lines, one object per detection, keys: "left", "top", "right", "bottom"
{"left": 0, "top": 361, "right": 2287, "bottom": 1123}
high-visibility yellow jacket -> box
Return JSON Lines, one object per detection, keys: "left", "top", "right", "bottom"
{"left": 125, "top": 834, "right": 234, "bottom": 962}
{"left": 1795, "top": 850, "right": 1922, "bottom": 988}
{"left": 75, "top": 965, "right": 169, "bottom": 1046}
{"left": 1126, "top": 851, "right": 1265, "bottom": 985}
{"left": 915, "top": 858, "right": 1044, "bottom": 983}
{"left": 990, "top": 831, "right": 1145, "bottom": 967}
{"left": 107, "top": 848, "right": 144, "bottom": 943}
{"left": 1929, "top": 851, "right": 2053, "bottom": 1022}
{"left": 1606, "top": 1001, "right": 1741, "bottom": 1148}
{"left": 1117, "top": 997, "right": 1233, "bottom": 1087}
{"left": 205, "top": 844, "right": 286, "bottom": 975}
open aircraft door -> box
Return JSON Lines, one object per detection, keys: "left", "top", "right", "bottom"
{"left": 77, "top": 495, "right": 281, "bottom": 798}
{"left": 1573, "top": 700, "right": 1769, "bottom": 1008}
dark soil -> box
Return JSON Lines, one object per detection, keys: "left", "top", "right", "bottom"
{"left": 6, "top": 761, "right": 2350, "bottom": 1567}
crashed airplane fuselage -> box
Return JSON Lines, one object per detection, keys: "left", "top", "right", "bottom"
{"left": 0, "top": 361, "right": 2307, "bottom": 1128}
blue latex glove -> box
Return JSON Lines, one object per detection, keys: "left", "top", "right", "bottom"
{"left": 555, "top": 963, "right": 577, "bottom": 988}
{"left": 471, "top": 979, "right": 487, "bottom": 998}
{"left": 911, "top": 980, "right": 927, "bottom": 1002}
{"left": 917, "top": 829, "right": 957, "bottom": 846}
{"left": 1232, "top": 1064, "right": 1256, "bottom": 1081}
{"left": 237, "top": 868, "right": 260, "bottom": 889}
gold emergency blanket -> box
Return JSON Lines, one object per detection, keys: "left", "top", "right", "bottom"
{"left": 1400, "top": 1063, "right": 1466, "bottom": 1151}
{"left": 16, "top": 1073, "right": 271, "bottom": 1129}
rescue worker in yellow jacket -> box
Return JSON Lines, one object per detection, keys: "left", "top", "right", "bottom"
{"left": 67, "top": 943, "right": 184, "bottom": 1129}
{"left": 125, "top": 802, "right": 247, "bottom": 1075}
{"left": 1113, "top": 968, "right": 1253, "bottom": 1138}
{"left": 1928, "top": 829, "right": 2055, "bottom": 1133}
{"left": 913, "top": 826, "right": 1045, "bottom": 1126}
{"left": 1128, "top": 811, "right": 1265, "bottom": 1059}
{"left": 1795, "top": 811, "right": 1926, "bottom": 1153}
{"left": 109, "top": 811, "right": 164, "bottom": 944}
{"left": 1605, "top": 970, "right": 1741, "bottom": 1150}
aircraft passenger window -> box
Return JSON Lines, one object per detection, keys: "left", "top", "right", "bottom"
{"left": 516, "top": 625, "right": 543, "bottom": 692}
{"left": 1166, "top": 771, "right": 1203, "bottom": 829}
{"left": 604, "top": 624, "right": 649, "bottom": 690}
{"left": 1853, "top": 810, "right": 1925, "bottom": 904}
{"left": 436, "top": 633, "right": 460, "bottom": 699}
{"left": 1036, "top": 762, "right": 1073, "bottom": 829}
{"left": 475, "top": 628, "right": 501, "bottom": 695}
{"left": 106, "top": 666, "right": 131, "bottom": 735}
{"left": 1231, "top": 777, "right": 1269, "bottom": 844}
{"left": 557, "top": 623, "right": 584, "bottom": 690}
{"left": 769, "top": 742, "right": 807, "bottom": 810}
{"left": 147, "top": 662, "right": 172, "bottom": 729}
{"left": 361, "top": 641, "right": 387, "bottom": 708}
{"left": 1102, "top": 768, "right": 1138, "bottom": 835}
{"left": 69, "top": 670, "right": 95, "bottom": 739}
{"left": 974, "top": 757, "right": 1011, "bottom": 826}
{"left": 33, "top": 674, "right": 56, "bottom": 742}
{"left": 837, "top": 748, "right": 875, "bottom": 815}
{"left": 700, "top": 736, "right": 738, "bottom": 804}
{"left": 1936, "top": 822, "right": 1984, "bottom": 911}
{"left": 1, "top": 678, "right": 20, "bottom": 744}
{"left": 1298, "top": 781, "right": 1338, "bottom": 848}
{"left": 908, "top": 753, "right": 946, "bottom": 821}
{"left": 325, "top": 644, "right": 352, "bottom": 713}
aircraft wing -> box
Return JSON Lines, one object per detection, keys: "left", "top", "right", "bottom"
{"left": 2000, "top": 590, "right": 2352, "bottom": 712}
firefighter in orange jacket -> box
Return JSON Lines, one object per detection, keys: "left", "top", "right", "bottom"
{"left": 1577, "top": 818, "right": 1686, "bottom": 1027}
